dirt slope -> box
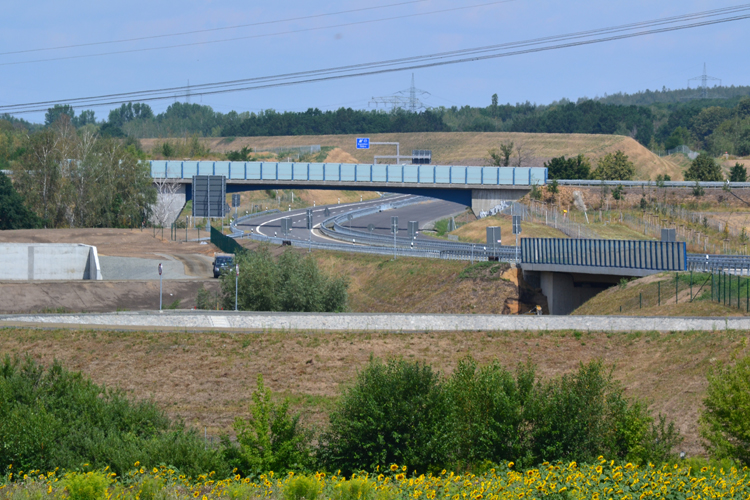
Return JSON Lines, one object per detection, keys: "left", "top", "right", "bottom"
{"left": 140, "top": 132, "right": 683, "bottom": 180}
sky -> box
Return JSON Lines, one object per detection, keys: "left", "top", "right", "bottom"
{"left": 1, "top": 0, "right": 749, "bottom": 123}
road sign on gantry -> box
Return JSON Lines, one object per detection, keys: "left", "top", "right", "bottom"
{"left": 512, "top": 216, "right": 522, "bottom": 235}
{"left": 356, "top": 138, "right": 370, "bottom": 149}
{"left": 192, "top": 175, "right": 227, "bottom": 218}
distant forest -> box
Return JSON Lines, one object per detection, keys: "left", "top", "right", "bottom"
{"left": 3, "top": 84, "right": 750, "bottom": 156}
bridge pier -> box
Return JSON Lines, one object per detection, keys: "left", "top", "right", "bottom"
{"left": 471, "top": 188, "right": 530, "bottom": 215}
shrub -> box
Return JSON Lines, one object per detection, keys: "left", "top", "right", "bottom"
{"left": 62, "top": 472, "right": 111, "bottom": 500}
{"left": 0, "top": 355, "right": 227, "bottom": 476}
{"left": 221, "top": 247, "right": 348, "bottom": 312}
{"left": 283, "top": 475, "right": 321, "bottom": 500}
{"left": 700, "top": 356, "right": 750, "bottom": 465}
{"left": 332, "top": 477, "right": 375, "bottom": 500}
{"left": 446, "top": 357, "right": 536, "bottom": 467}
{"left": 225, "top": 375, "right": 313, "bottom": 476}
{"left": 320, "top": 357, "right": 451, "bottom": 474}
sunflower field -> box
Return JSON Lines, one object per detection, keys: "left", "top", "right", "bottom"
{"left": 2, "top": 458, "right": 750, "bottom": 500}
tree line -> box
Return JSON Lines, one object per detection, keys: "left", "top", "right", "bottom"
{"left": 9, "top": 85, "right": 749, "bottom": 153}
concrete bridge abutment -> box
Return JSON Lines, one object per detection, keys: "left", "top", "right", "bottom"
{"left": 471, "top": 188, "right": 530, "bottom": 215}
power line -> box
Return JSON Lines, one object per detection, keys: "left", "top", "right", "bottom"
{"left": 0, "top": 0, "right": 435, "bottom": 56}
{"left": 0, "top": 0, "right": 517, "bottom": 67}
{"left": 5, "top": 3, "right": 748, "bottom": 112}
{"left": 3, "top": 6, "right": 750, "bottom": 115}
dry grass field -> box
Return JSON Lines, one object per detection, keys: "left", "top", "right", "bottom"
{"left": 3, "top": 325, "right": 747, "bottom": 458}
{"left": 140, "top": 132, "right": 684, "bottom": 180}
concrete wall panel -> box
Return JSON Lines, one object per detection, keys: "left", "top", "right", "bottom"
{"left": 0, "top": 244, "right": 102, "bottom": 281}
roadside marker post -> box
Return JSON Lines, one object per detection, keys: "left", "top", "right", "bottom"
{"left": 512, "top": 216, "right": 522, "bottom": 263}
{"left": 158, "top": 263, "right": 163, "bottom": 311}
{"left": 391, "top": 216, "right": 399, "bottom": 260}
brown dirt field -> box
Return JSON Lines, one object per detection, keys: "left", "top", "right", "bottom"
{"left": 323, "top": 147, "right": 359, "bottom": 163}
{"left": 0, "top": 228, "right": 219, "bottom": 259}
{"left": 3, "top": 326, "right": 747, "bottom": 458}
{"left": 449, "top": 214, "right": 568, "bottom": 242}
{"left": 0, "top": 280, "right": 220, "bottom": 313}
{"left": 140, "top": 132, "right": 683, "bottom": 181}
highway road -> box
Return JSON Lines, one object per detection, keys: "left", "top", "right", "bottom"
{"left": 236, "top": 195, "right": 466, "bottom": 245}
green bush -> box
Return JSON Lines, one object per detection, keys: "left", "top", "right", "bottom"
{"left": 0, "top": 356, "right": 227, "bottom": 476}
{"left": 283, "top": 475, "right": 321, "bottom": 500}
{"left": 220, "top": 247, "right": 348, "bottom": 312}
{"left": 62, "top": 472, "right": 111, "bottom": 500}
{"left": 320, "top": 357, "right": 451, "bottom": 475}
{"left": 446, "top": 357, "right": 536, "bottom": 467}
{"left": 224, "top": 375, "right": 313, "bottom": 476}
{"left": 700, "top": 356, "right": 750, "bottom": 465}
{"left": 332, "top": 477, "right": 375, "bottom": 500}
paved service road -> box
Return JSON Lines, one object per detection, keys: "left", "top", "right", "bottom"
{"left": 1, "top": 311, "right": 746, "bottom": 333}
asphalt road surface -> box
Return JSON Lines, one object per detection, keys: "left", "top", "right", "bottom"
{"left": 236, "top": 195, "right": 466, "bottom": 245}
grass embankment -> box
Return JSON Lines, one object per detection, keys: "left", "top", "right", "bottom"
{"left": 312, "top": 251, "right": 531, "bottom": 314}
{"left": 573, "top": 271, "right": 750, "bottom": 317}
{"left": 431, "top": 213, "right": 567, "bottom": 243}
{"left": 3, "top": 326, "right": 749, "bottom": 457}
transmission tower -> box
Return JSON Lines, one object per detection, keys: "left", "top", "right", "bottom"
{"left": 369, "top": 73, "right": 429, "bottom": 112}
{"left": 687, "top": 63, "right": 722, "bottom": 99}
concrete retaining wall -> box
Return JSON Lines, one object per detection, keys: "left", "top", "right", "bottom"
{"left": 0, "top": 244, "right": 102, "bottom": 280}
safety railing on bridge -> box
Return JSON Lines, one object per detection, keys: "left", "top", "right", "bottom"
{"left": 521, "top": 238, "right": 687, "bottom": 271}
{"left": 150, "top": 161, "right": 547, "bottom": 187}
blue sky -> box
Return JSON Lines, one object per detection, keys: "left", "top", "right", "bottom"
{"left": 2, "top": 0, "right": 749, "bottom": 123}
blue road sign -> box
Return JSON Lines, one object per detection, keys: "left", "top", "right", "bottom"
{"left": 356, "top": 137, "right": 370, "bottom": 149}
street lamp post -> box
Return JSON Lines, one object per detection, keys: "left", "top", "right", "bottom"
{"left": 158, "top": 263, "right": 163, "bottom": 311}
{"left": 235, "top": 264, "right": 239, "bottom": 311}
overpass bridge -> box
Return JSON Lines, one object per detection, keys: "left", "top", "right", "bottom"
{"left": 149, "top": 160, "right": 547, "bottom": 214}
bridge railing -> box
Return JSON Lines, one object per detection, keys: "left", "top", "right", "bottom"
{"left": 522, "top": 238, "right": 687, "bottom": 271}
{"left": 150, "top": 161, "right": 547, "bottom": 187}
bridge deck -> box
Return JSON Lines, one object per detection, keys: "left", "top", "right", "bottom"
{"left": 150, "top": 161, "right": 547, "bottom": 189}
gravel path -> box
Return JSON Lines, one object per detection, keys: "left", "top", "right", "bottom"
{"left": 99, "top": 256, "right": 192, "bottom": 280}
{"left": 0, "top": 311, "right": 745, "bottom": 332}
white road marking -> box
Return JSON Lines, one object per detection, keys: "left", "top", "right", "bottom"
{"left": 210, "top": 316, "right": 231, "bottom": 328}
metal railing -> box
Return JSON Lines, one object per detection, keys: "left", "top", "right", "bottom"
{"left": 556, "top": 179, "right": 750, "bottom": 189}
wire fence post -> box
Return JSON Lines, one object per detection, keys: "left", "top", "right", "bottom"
{"left": 690, "top": 270, "right": 693, "bottom": 300}
{"left": 658, "top": 281, "right": 661, "bottom": 307}
{"left": 639, "top": 292, "right": 642, "bottom": 309}
{"left": 675, "top": 273, "right": 678, "bottom": 304}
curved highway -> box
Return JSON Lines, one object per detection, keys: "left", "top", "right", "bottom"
{"left": 236, "top": 195, "right": 466, "bottom": 246}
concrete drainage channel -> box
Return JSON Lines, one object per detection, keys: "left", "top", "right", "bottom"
{"left": 0, "top": 311, "right": 747, "bottom": 332}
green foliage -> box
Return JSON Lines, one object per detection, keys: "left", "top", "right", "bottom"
{"left": 446, "top": 358, "right": 535, "bottom": 467}
{"left": 639, "top": 196, "right": 648, "bottom": 209}
{"left": 321, "top": 357, "right": 452, "bottom": 475}
{"left": 195, "top": 285, "right": 219, "bottom": 310}
{"left": 62, "top": 472, "right": 111, "bottom": 500}
{"left": 685, "top": 153, "right": 723, "bottom": 182}
{"left": 227, "top": 375, "right": 313, "bottom": 476}
{"left": 593, "top": 150, "right": 636, "bottom": 181}
{"left": 0, "top": 171, "right": 41, "bottom": 229}
{"left": 226, "top": 146, "right": 253, "bottom": 161}
{"left": 283, "top": 476, "right": 321, "bottom": 500}
{"left": 664, "top": 126, "right": 691, "bottom": 150}
{"left": 529, "top": 183, "right": 542, "bottom": 200}
{"left": 160, "top": 142, "right": 175, "bottom": 158}
{"left": 487, "top": 142, "right": 514, "bottom": 167}
{"left": 12, "top": 123, "right": 155, "bottom": 228}
{"left": 332, "top": 477, "right": 376, "bottom": 500}
{"left": 544, "top": 155, "right": 591, "bottom": 180}
{"left": 730, "top": 163, "right": 747, "bottom": 182}
{"left": 611, "top": 184, "right": 625, "bottom": 201}
{"left": 0, "top": 355, "right": 227, "bottom": 476}
{"left": 700, "top": 356, "right": 750, "bottom": 465}
{"left": 692, "top": 181, "right": 705, "bottom": 197}
{"left": 221, "top": 247, "right": 348, "bottom": 312}
{"left": 547, "top": 179, "right": 559, "bottom": 194}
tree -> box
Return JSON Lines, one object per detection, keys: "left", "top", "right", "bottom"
{"left": 487, "top": 141, "right": 514, "bottom": 167}
{"left": 227, "top": 374, "right": 312, "bottom": 475}
{"left": 700, "top": 357, "right": 750, "bottom": 465}
{"left": 320, "top": 357, "right": 451, "bottom": 474}
{"left": 544, "top": 154, "right": 591, "bottom": 180}
{"left": 729, "top": 162, "right": 747, "bottom": 182}
{"left": 592, "top": 150, "right": 636, "bottom": 180}
{"left": 664, "top": 126, "right": 691, "bottom": 150}
{"left": 0, "top": 171, "right": 40, "bottom": 229}
{"left": 74, "top": 110, "right": 96, "bottom": 127}
{"left": 685, "top": 153, "right": 723, "bottom": 182}
{"left": 44, "top": 104, "right": 75, "bottom": 127}
{"left": 490, "top": 94, "right": 499, "bottom": 118}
